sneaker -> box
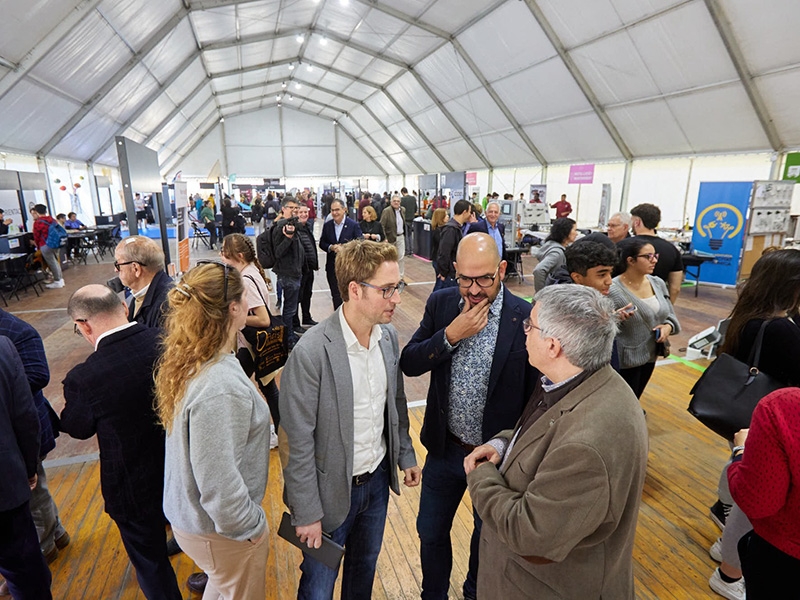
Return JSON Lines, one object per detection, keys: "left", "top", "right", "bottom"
{"left": 710, "top": 500, "right": 731, "bottom": 530}
{"left": 709, "top": 537, "right": 723, "bottom": 562}
{"left": 269, "top": 425, "right": 279, "bottom": 450}
{"left": 709, "top": 568, "right": 744, "bottom": 600}
{"left": 302, "top": 318, "right": 318, "bottom": 327}
{"left": 45, "top": 279, "right": 65, "bottom": 289}
{"left": 293, "top": 327, "right": 306, "bottom": 337}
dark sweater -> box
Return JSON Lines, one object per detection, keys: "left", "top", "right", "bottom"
{"left": 435, "top": 219, "right": 463, "bottom": 279}
{"left": 360, "top": 219, "right": 385, "bottom": 242}
{"left": 272, "top": 218, "right": 304, "bottom": 278}
{"left": 296, "top": 222, "right": 318, "bottom": 271}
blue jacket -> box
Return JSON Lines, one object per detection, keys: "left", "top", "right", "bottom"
{"left": 467, "top": 219, "right": 507, "bottom": 259}
{"left": 319, "top": 217, "right": 363, "bottom": 270}
{"left": 400, "top": 286, "right": 538, "bottom": 457}
{"left": 0, "top": 336, "right": 40, "bottom": 511}
{"left": 0, "top": 308, "right": 57, "bottom": 457}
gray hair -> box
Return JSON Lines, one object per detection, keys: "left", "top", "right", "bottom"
{"left": 533, "top": 285, "right": 618, "bottom": 371}
{"left": 611, "top": 211, "right": 631, "bottom": 226}
{"left": 68, "top": 285, "right": 124, "bottom": 320}
{"left": 331, "top": 198, "right": 346, "bottom": 210}
{"left": 486, "top": 201, "right": 500, "bottom": 212}
{"left": 116, "top": 235, "right": 165, "bottom": 272}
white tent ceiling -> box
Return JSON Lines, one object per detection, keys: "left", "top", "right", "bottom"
{"left": 0, "top": 0, "right": 798, "bottom": 176}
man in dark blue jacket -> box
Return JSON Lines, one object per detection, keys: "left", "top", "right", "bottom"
{"left": 113, "top": 236, "right": 172, "bottom": 329}
{"left": 0, "top": 336, "right": 53, "bottom": 599}
{"left": 61, "top": 285, "right": 181, "bottom": 600}
{"left": 400, "top": 233, "right": 538, "bottom": 600}
{"left": 319, "top": 199, "right": 362, "bottom": 309}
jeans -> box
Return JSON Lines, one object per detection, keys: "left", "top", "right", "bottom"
{"left": 0, "top": 501, "right": 52, "bottom": 600}
{"left": 404, "top": 222, "right": 414, "bottom": 255}
{"left": 114, "top": 518, "right": 182, "bottom": 600}
{"left": 418, "top": 438, "right": 481, "bottom": 600}
{"left": 298, "top": 461, "right": 389, "bottom": 600}
{"left": 30, "top": 460, "right": 66, "bottom": 555}
{"left": 277, "top": 275, "right": 301, "bottom": 346}
{"left": 40, "top": 245, "right": 62, "bottom": 282}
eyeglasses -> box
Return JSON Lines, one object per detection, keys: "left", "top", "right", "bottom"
{"left": 522, "top": 318, "right": 543, "bottom": 335}
{"left": 358, "top": 280, "right": 406, "bottom": 299}
{"left": 197, "top": 259, "right": 232, "bottom": 302}
{"left": 455, "top": 266, "right": 500, "bottom": 289}
{"left": 114, "top": 260, "right": 143, "bottom": 271}
{"left": 73, "top": 319, "right": 87, "bottom": 336}
{"left": 636, "top": 253, "right": 660, "bottom": 262}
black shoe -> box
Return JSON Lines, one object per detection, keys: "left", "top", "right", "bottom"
{"left": 166, "top": 536, "right": 182, "bottom": 556}
{"left": 293, "top": 327, "right": 306, "bottom": 337}
{"left": 55, "top": 531, "right": 70, "bottom": 550}
{"left": 187, "top": 572, "right": 208, "bottom": 594}
{"left": 709, "top": 499, "right": 731, "bottom": 530}
{"left": 302, "top": 318, "right": 318, "bottom": 327}
{"left": 276, "top": 300, "right": 282, "bottom": 310}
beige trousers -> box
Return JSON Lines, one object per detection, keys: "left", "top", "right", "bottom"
{"left": 172, "top": 525, "right": 269, "bottom": 600}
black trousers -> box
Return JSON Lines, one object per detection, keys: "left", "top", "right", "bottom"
{"left": 739, "top": 530, "right": 800, "bottom": 599}
{"left": 0, "top": 501, "right": 52, "bottom": 600}
{"left": 205, "top": 222, "right": 217, "bottom": 247}
{"left": 114, "top": 517, "right": 182, "bottom": 600}
{"left": 326, "top": 262, "right": 342, "bottom": 309}
{"left": 298, "top": 268, "right": 315, "bottom": 325}
{"left": 619, "top": 362, "right": 656, "bottom": 399}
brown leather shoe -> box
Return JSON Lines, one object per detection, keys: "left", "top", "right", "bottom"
{"left": 187, "top": 572, "right": 208, "bottom": 594}
{"left": 43, "top": 546, "right": 59, "bottom": 564}
{"left": 55, "top": 531, "right": 70, "bottom": 550}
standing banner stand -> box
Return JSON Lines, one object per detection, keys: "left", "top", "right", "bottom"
{"left": 173, "top": 181, "right": 190, "bottom": 276}
{"left": 439, "top": 171, "right": 466, "bottom": 216}
{"left": 599, "top": 184, "right": 612, "bottom": 228}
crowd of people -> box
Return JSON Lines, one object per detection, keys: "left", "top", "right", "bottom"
{"left": 4, "top": 188, "right": 800, "bottom": 600}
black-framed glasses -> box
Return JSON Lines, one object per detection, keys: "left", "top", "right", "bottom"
{"left": 455, "top": 266, "right": 500, "bottom": 289}
{"left": 114, "top": 260, "right": 143, "bottom": 271}
{"left": 636, "top": 253, "right": 659, "bottom": 261}
{"left": 73, "top": 319, "right": 87, "bottom": 336}
{"left": 522, "top": 318, "right": 543, "bottom": 335}
{"left": 197, "top": 259, "right": 231, "bottom": 302}
{"left": 358, "top": 280, "right": 406, "bottom": 299}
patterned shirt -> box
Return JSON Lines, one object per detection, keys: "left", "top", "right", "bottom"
{"left": 446, "top": 286, "right": 504, "bottom": 445}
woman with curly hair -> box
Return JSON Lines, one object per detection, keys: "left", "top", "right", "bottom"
{"left": 155, "top": 262, "right": 269, "bottom": 600}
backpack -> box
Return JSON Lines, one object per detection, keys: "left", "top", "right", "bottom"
{"left": 46, "top": 221, "right": 68, "bottom": 249}
{"left": 266, "top": 203, "right": 278, "bottom": 219}
{"left": 257, "top": 228, "right": 276, "bottom": 269}
{"left": 233, "top": 213, "right": 247, "bottom": 234}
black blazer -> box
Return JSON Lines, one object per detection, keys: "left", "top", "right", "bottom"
{"left": 400, "top": 286, "right": 538, "bottom": 457}
{"left": 467, "top": 220, "right": 507, "bottom": 258}
{"left": 0, "top": 336, "right": 40, "bottom": 511}
{"left": 129, "top": 269, "right": 172, "bottom": 329}
{"left": 60, "top": 325, "right": 166, "bottom": 521}
{"left": 319, "top": 217, "right": 363, "bottom": 269}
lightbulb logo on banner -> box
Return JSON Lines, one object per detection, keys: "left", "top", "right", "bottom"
{"left": 695, "top": 203, "right": 744, "bottom": 250}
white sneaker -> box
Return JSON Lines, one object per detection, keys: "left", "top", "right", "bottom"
{"left": 269, "top": 425, "right": 279, "bottom": 450}
{"left": 709, "top": 568, "right": 745, "bottom": 600}
{"left": 709, "top": 537, "right": 723, "bottom": 562}
{"left": 45, "top": 280, "right": 65, "bottom": 289}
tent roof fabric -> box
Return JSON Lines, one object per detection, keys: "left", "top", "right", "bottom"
{"left": 0, "top": 0, "right": 797, "bottom": 174}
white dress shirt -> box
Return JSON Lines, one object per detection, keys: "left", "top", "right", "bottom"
{"left": 339, "top": 309, "right": 388, "bottom": 476}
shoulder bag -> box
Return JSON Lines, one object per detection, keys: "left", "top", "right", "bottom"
{"left": 687, "top": 320, "right": 783, "bottom": 440}
{"left": 240, "top": 275, "right": 289, "bottom": 379}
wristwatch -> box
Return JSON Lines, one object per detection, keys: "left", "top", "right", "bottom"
{"left": 732, "top": 445, "right": 745, "bottom": 456}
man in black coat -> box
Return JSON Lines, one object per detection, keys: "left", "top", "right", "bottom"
{"left": 434, "top": 200, "right": 473, "bottom": 291}
{"left": 319, "top": 199, "right": 363, "bottom": 309}
{"left": 400, "top": 233, "right": 537, "bottom": 600}
{"left": 114, "top": 236, "right": 172, "bottom": 328}
{"left": 295, "top": 204, "right": 319, "bottom": 329}
{"left": 272, "top": 197, "right": 304, "bottom": 348}
{"left": 0, "top": 336, "right": 53, "bottom": 600}
{"left": 60, "top": 285, "right": 181, "bottom": 600}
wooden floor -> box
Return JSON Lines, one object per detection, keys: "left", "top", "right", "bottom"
{"left": 7, "top": 239, "right": 738, "bottom": 599}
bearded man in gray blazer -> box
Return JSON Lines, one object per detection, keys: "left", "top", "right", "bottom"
{"left": 280, "top": 239, "right": 421, "bottom": 600}
{"left": 464, "top": 285, "right": 648, "bottom": 599}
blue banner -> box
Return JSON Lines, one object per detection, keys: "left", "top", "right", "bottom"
{"left": 691, "top": 182, "right": 752, "bottom": 285}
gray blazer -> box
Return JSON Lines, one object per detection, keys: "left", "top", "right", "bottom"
{"left": 280, "top": 309, "right": 418, "bottom": 531}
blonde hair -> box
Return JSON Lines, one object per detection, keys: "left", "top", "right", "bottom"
{"left": 362, "top": 205, "right": 377, "bottom": 220}
{"left": 335, "top": 239, "right": 398, "bottom": 302}
{"left": 154, "top": 262, "right": 244, "bottom": 432}
{"left": 431, "top": 208, "right": 448, "bottom": 229}
{"left": 221, "top": 233, "right": 268, "bottom": 285}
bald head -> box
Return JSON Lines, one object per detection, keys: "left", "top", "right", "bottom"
{"left": 457, "top": 232, "right": 501, "bottom": 265}
{"left": 68, "top": 284, "right": 129, "bottom": 345}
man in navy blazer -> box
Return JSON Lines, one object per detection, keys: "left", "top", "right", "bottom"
{"left": 114, "top": 236, "right": 172, "bottom": 329}
{"left": 467, "top": 201, "right": 506, "bottom": 260}
{"left": 0, "top": 336, "right": 53, "bottom": 600}
{"left": 60, "top": 285, "right": 181, "bottom": 600}
{"left": 319, "top": 198, "right": 362, "bottom": 309}
{"left": 400, "top": 233, "right": 537, "bottom": 600}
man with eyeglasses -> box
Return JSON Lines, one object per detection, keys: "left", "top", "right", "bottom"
{"left": 400, "top": 233, "right": 537, "bottom": 600}
{"left": 281, "top": 239, "right": 420, "bottom": 600}
{"left": 61, "top": 284, "right": 182, "bottom": 600}
{"left": 463, "top": 285, "right": 648, "bottom": 600}
{"left": 113, "top": 236, "right": 172, "bottom": 329}
{"left": 271, "top": 197, "right": 304, "bottom": 348}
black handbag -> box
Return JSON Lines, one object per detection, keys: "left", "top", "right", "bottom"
{"left": 240, "top": 275, "right": 289, "bottom": 379}
{"left": 687, "top": 321, "right": 783, "bottom": 440}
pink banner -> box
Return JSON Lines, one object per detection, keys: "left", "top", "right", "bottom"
{"left": 568, "top": 164, "right": 595, "bottom": 184}
{"left": 466, "top": 172, "right": 477, "bottom": 186}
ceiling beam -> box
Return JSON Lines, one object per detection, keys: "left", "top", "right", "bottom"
{"left": 360, "top": 103, "right": 427, "bottom": 173}
{"left": 156, "top": 95, "right": 217, "bottom": 158}
{"left": 380, "top": 91, "right": 453, "bottom": 171}
{"left": 702, "top": 0, "right": 782, "bottom": 151}
{"left": 334, "top": 115, "right": 391, "bottom": 177}
{"left": 88, "top": 52, "right": 202, "bottom": 163}
{"left": 160, "top": 110, "right": 220, "bottom": 175}
{"left": 141, "top": 80, "right": 211, "bottom": 146}
{"left": 189, "top": 0, "right": 273, "bottom": 9}
{"left": 521, "top": 0, "right": 632, "bottom": 161}
{"left": 38, "top": 7, "right": 190, "bottom": 156}
{"left": 350, "top": 0, "right": 450, "bottom": 39}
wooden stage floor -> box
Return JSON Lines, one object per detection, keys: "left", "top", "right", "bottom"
{"left": 7, "top": 243, "right": 737, "bottom": 599}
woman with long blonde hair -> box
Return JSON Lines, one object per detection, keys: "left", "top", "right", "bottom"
{"left": 155, "top": 261, "right": 270, "bottom": 600}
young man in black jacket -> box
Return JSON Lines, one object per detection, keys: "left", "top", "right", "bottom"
{"left": 434, "top": 200, "right": 474, "bottom": 291}
{"left": 272, "top": 197, "right": 303, "bottom": 348}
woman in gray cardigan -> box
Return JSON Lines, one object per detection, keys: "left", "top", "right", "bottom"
{"left": 609, "top": 238, "right": 680, "bottom": 398}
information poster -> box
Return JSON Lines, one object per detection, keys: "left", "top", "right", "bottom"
{"left": 529, "top": 184, "right": 546, "bottom": 205}
{"left": 691, "top": 182, "right": 752, "bottom": 285}
{"left": 782, "top": 152, "right": 800, "bottom": 182}
{"left": 598, "top": 184, "right": 611, "bottom": 228}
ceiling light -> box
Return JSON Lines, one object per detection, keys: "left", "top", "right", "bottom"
{"left": 296, "top": 34, "right": 305, "bottom": 43}
{"left": 340, "top": 0, "right": 349, "bottom": 5}
{"left": 306, "top": 64, "right": 313, "bottom": 72}
{"left": 282, "top": 82, "right": 287, "bottom": 89}
{"left": 289, "top": 95, "right": 294, "bottom": 101}
{"left": 276, "top": 94, "right": 281, "bottom": 101}
{"left": 288, "top": 63, "right": 295, "bottom": 70}
{"left": 320, "top": 37, "right": 328, "bottom": 46}
{"left": 332, "top": 120, "right": 337, "bottom": 124}
{"left": 295, "top": 82, "right": 301, "bottom": 90}
{"left": 277, "top": 102, "right": 282, "bottom": 107}
{"left": 219, "top": 117, "right": 225, "bottom": 123}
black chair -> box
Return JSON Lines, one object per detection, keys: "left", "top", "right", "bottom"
{"left": 191, "top": 221, "right": 211, "bottom": 249}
